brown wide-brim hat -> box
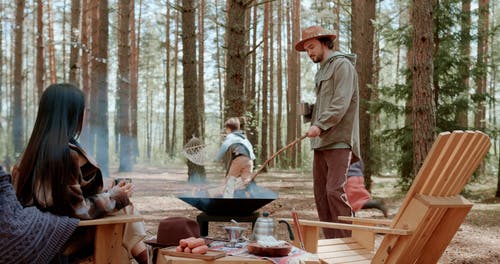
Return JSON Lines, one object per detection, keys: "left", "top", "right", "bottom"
{"left": 295, "top": 25, "right": 337, "bottom": 52}
{"left": 144, "top": 217, "right": 200, "bottom": 248}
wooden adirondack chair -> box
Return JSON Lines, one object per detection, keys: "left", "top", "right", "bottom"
{"left": 79, "top": 214, "right": 143, "bottom": 264}
{"left": 282, "top": 130, "right": 490, "bottom": 264}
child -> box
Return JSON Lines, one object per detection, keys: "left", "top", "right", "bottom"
{"left": 345, "top": 161, "right": 387, "bottom": 217}
{"left": 215, "top": 117, "right": 256, "bottom": 198}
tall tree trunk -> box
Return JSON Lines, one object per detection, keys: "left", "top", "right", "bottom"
{"left": 182, "top": 0, "right": 205, "bottom": 181}
{"left": 370, "top": 1, "right": 382, "bottom": 176}
{"left": 80, "top": 0, "right": 91, "bottom": 148}
{"left": 247, "top": 3, "right": 258, "bottom": 148}
{"left": 198, "top": 0, "right": 205, "bottom": 139}
{"left": 293, "top": 0, "right": 301, "bottom": 166}
{"left": 224, "top": 0, "right": 251, "bottom": 119}
{"left": 165, "top": 2, "right": 171, "bottom": 153}
{"left": 170, "top": 3, "right": 180, "bottom": 156}
{"left": 62, "top": 0, "right": 67, "bottom": 82}
{"left": 334, "top": 0, "right": 340, "bottom": 50}
{"left": 13, "top": 0, "right": 25, "bottom": 155}
{"left": 410, "top": 0, "right": 436, "bottom": 177}
{"left": 117, "top": 0, "right": 132, "bottom": 172}
{"left": 352, "top": 0, "right": 375, "bottom": 189}
{"left": 36, "top": 0, "right": 44, "bottom": 101}
{"left": 215, "top": 0, "right": 224, "bottom": 130}
{"left": 275, "top": 0, "right": 283, "bottom": 164}
{"left": 69, "top": 0, "right": 81, "bottom": 84}
{"left": 286, "top": 0, "right": 300, "bottom": 167}
{"left": 269, "top": 1, "right": 275, "bottom": 167}
{"left": 244, "top": 6, "right": 251, "bottom": 133}
{"left": 91, "top": 0, "right": 109, "bottom": 176}
{"left": 261, "top": 1, "right": 269, "bottom": 167}
{"left": 475, "top": 0, "right": 489, "bottom": 175}
{"left": 47, "top": 0, "right": 57, "bottom": 83}
{"left": 455, "top": 0, "right": 471, "bottom": 129}
{"left": 474, "top": 0, "right": 489, "bottom": 131}
{"left": 130, "top": 0, "right": 141, "bottom": 159}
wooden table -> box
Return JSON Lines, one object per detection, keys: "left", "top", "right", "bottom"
{"left": 156, "top": 249, "right": 322, "bottom": 264}
{"left": 156, "top": 254, "right": 272, "bottom": 264}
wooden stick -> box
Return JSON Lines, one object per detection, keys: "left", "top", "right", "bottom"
{"left": 251, "top": 134, "right": 307, "bottom": 181}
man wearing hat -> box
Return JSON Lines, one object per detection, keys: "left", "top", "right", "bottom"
{"left": 296, "top": 25, "right": 360, "bottom": 238}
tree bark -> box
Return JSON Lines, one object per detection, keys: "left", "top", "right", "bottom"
{"left": 198, "top": 0, "right": 205, "bottom": 139}
{"left": 455, "top": 0, "right": 471, "bottom": 129}
{"left": 80, "top": 0, "right": 91, "bottom": 148}
{"left": 276, "top": 0, "right": 283, "bottom": 163}
{"left": 117, "top": 0, "right": 132, "bottom": 172}
{"left": 91, "top": 0, "right": 110, "bottom": 176}
{"left": 352, "top": 0, "right": 375, "bottom": 189}
{"left": 334, "top": 0, "right": 340, "bottom": 50}
{"left": 165, "top": 2, "right": 171, "bottom": 153}
{"left": 261, "top": 1, "right": 269, "bottom": 166}
{"left": 170, "top": 2, "right": 180, "bottom": 156}
{"left": 69, "top": 0, "right": 81, "bottom": 84}
{"left": 13, "top": 0, "right": 25, "bottom": 155}
{"left": 47, "top": 0, "right": 57, "bottom": 83}
{"left": 410, "top": 0, "right": 436, "bottom": 176}
{"left": 130, "top": 0, "right": 141, "bottom": 159}
{"left": 474, "top": 0, "right": 489, "bottom": 131}
{"left": 286, "top": 0, "right": 300, "bottom": 167}
{"left": 215, "top": 0, "right": 224, "bottom": 131}
{"left": 36, "top": 0, "right": 44, "bottom": 101}
{"left": 182, "top": 0, "right": 205, "bottom": 181}
{"left": 224, "top": 0, "right": 252, "bottom": 119}
{"left": 247, "top": 2, "right": 258, "bottom": 149}
{"left": 269, "top": 1, "right": 275, "bottom": 167}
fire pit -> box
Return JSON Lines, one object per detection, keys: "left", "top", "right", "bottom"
{"left": 178, "top": 183, "right": 278, "bottom": 236}
{"left": 177, "top": 183, "right": 278, "bottom": 216}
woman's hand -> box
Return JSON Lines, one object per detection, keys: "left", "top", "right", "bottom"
{"left": 114, "top": 182, "right": 134, "bottom": 197}
{"left": 108, "top": 182, "right": 133, "bottom": 210}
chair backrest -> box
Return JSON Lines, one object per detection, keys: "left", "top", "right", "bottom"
{"left": 374, "top": 130, "right": 490, "bottom": 264}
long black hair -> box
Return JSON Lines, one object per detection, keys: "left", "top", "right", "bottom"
{"left": 15, "top": 83, "right": 85, "bottom": 215}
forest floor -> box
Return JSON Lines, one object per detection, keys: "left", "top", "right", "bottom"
{"left": 112, "top": 164, "right": 500, "bottom": 264}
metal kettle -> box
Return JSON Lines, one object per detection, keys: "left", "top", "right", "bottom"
{"left": 252, "top": 212, "right": 295, "bottom": 241}
{"left": 252, "top": 211, "right": 275, "bottom": 241}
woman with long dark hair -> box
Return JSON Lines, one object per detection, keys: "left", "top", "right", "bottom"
{"left": 13, "top": 83, "right": 148, "bottom": 263}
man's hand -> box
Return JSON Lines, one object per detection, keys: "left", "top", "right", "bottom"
{"left": 306, "top": 125, "right": 321, "bottom": 138}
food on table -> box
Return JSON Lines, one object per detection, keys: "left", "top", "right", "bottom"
{"left": 176, "top": 237, "right": 208, "bottom": 254}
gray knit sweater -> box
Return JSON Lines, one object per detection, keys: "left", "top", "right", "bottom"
{"left": 0, "top": 165, "right": 79, "bottom": 264}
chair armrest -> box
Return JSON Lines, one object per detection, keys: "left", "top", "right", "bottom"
{"left": 279, "top": 218, "right": 411, "bottom": 235}
{"left": 79, "top": 214, "right": 143, "bottom": 226}
{"left": 338, "top": 216, "right": 392, "bottom": 226}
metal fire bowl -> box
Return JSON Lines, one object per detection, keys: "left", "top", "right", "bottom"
{"left": 178, "top": 185, "right": 278, "bottom": 216}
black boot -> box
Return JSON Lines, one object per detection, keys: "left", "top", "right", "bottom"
{"left": 362, "top": 199, "right": 388, "bottom": 217}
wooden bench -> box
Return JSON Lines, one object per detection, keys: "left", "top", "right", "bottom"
{"left": 282, "top": 130, "right": 490, "bottom": 264}
{"left": 79, "top": 214, "right": 144, "bottom": 264}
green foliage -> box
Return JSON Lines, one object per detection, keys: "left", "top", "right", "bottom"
{"left": 372, "top": 0, "right": 498, "bottom": 192}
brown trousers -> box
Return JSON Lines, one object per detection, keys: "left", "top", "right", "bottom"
{"left": 313, "top": 148, "right": 353, "bottom": 238}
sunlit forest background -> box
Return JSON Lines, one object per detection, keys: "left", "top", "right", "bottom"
{"left": 0, "top": 0, "right": 498, "bottom": 196}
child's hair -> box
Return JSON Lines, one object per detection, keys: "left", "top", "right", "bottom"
{"left": 224, "top": 117, "right": 240, "bottom": 132}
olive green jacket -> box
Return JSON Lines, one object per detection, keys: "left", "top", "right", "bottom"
{"left": 310, "top": 51, "right": 361, "bottom": 162}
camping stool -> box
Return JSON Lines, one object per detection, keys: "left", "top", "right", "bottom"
{"left": 196, "top": 212, "right": 260, "bottom": 237}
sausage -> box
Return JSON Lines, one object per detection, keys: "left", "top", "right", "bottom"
{"left": 183, "top": 246, "right": 192, "bottom": 253}
{"left": 175, "top": 246, "right": 183, "bottom": 252}
{"left": 187, "top": 238, "right": 205, "bottom": 249}
{"left": 179, "top": 237, "right": 196, "bottom": 247}
{"left": 191, "top": 245, "right": 208, "bottom": 254}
